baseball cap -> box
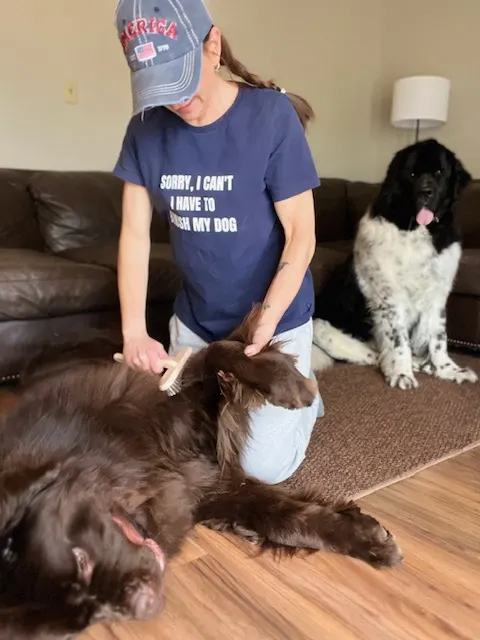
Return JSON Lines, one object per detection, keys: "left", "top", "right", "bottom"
{"left": 116, "top": 0, "right": 213, "bottom": 114}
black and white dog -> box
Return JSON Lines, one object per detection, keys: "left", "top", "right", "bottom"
{"left": 311, "top": 139, "right": 478, "bottom": 390}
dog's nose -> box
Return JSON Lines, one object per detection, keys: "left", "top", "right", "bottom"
{"left": 418, "top": 175, "right": 435, "bottom": 195}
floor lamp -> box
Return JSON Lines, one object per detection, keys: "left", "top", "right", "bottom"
{"left": 390, "top": 76, "right": 450, "bottom": 142}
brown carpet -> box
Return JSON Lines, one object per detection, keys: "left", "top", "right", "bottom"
{"left": 284, "top": 354, "right": 480, "bottom": 501}
{"left": 1, "top": 355, "right": 479, "bottom": 503}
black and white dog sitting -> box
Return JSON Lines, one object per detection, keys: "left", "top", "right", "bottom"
{"left": 311, "top": 139, "right": 478, "bottom": 390}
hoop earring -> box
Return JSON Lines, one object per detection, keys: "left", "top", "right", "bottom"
{"left": 214, "top": 62, "right": 221, "bottom": 72}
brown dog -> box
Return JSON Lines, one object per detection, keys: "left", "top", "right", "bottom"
{"left": 0, "top": 307, "right": 402, "bottom": 638}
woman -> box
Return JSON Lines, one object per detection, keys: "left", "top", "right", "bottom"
{"left": 113, "top": 0, "right": 324, "bottom": 484}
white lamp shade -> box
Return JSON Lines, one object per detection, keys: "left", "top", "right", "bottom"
{"left": 391, "top": 75, "right": 450, "bottom": 130}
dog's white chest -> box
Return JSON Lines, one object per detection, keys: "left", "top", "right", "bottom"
{"left": 354, "top": 214, "right": 461, "bottom": 313}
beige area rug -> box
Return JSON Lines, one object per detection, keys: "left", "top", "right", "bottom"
{"left": 284, "top": 354, "right": 480, "bottom": 500}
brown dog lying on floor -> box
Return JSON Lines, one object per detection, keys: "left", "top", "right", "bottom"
{"left": 0, "top": 307, "right": 402, "bottom": 639}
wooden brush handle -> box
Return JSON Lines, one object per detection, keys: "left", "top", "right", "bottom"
{"left": 113, "top": 353, "right": 179, "bottom": 369}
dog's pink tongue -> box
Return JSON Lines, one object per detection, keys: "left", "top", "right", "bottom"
{"left": 416, "top": 208, "right": 435, "bottom": 225}
{"left": 112, "top": 516, "right": 166, "bottom": 571}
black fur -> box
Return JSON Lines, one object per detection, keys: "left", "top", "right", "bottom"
{"left": 313, "top": 139, "right": 472, "bottom": 342}
{"left": 314, "top": 256, "right": 373, "bottom": 342}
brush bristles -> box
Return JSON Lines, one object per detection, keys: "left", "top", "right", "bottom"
{"left": 164, "top": 379, "right": 182, "bottom": 396}
{"left": 159, "top": 347, "right": 192, "bottom": 396}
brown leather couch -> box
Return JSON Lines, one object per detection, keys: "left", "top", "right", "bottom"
{"left": 1, "top": 168, "right": 479, "bottom": 382}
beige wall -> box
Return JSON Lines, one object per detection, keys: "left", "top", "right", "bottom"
{"left": 376, "top": 0, "right": 480, "bottom": 180}
{"left": 1, "top": 1, "right": 478, "bottom": 180}
{"left": 0, "top": 0, "right": 131, "bottom": 171}
{"left": 208, "top": 0, "right": 384, "bottom": 181}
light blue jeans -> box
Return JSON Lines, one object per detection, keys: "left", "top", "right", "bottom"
{"left": 169, "top": 315, "right": 324, "bottom": 484}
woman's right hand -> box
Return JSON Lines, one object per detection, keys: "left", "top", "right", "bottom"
{"left": 122, "top": 333, "right": 170, "bottom": 374}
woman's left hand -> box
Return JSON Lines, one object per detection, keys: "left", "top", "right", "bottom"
{"left": 244, "top": 321, "right": 277, "bottom": 357}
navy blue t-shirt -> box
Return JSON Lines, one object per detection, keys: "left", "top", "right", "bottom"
{"left": 113, "top": 86, "right": 320, "bottom": 342}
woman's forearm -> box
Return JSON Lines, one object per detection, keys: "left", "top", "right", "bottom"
{"left": 260, "top": 234, "right": 315, "bottom": 327}
{"left": 117, "top": 182, "right": 153, "bottom": 339}
{"left": 118, "top": 231, "right": 151, "bottom": 338}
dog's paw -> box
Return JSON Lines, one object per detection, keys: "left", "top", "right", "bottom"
{"left": 361, "top": 525, "right": 403, "bottom": 569}
{"left": 386, "top": 372, "right": 419, "bottom": 390}
{"left": 412, "top": 357, "right": 434, "bottom": 375}
{"left": 435, "top": 363, "right": 478, "bottom": 384}
{"left": 458, "top": 368, "right": 478, "bottom": 384}
{"left": 363, "top": 350, "right": 378, "bottom": 366}
{"left": 343, "top": 511, "right": 403, "bottom": 569}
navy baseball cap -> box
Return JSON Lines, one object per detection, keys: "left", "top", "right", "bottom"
{"left": 116, "top": 0, "right": 213, "bottom": 114}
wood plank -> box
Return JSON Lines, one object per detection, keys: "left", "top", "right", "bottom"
{"left": 82, "top": 449, "right": 480, "bottom": 640}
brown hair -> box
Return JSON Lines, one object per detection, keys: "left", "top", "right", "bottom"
{"left": 204, "top": 28, "right": 314, "bottom": 130}
{"left": 220, "top": 36, "right": 314, "bottom": 130}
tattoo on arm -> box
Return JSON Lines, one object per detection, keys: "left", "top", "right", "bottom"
{"left": 261, "top": 263, "right": 289, "bottom": 313}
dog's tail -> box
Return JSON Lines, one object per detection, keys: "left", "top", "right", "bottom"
{"left": 312, "top": 319, "right": 378, "bottom": 370}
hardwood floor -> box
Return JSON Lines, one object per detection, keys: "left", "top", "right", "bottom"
{"left": 87, "top": 450, "right": 480, "bottom": 639}
{"left": 1, "top": 390, "right": 478, "bottom": 639}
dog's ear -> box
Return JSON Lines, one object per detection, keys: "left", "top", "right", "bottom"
{"left": 371, "top": 148, "right": 406, "bottom": 214}
{"left": 383, "top": 146, "right": 413, "bottom": 189}
{"left": 208, "top": 340, "right": 273, "bottom": 469}
{"left": 72, "top": 546, "right": 95, "bottom": 584}
{"left": 206, "top": 341, "right": 273, "bottom": 400}
{"left": 0, "top": 462, "right": 62, "bottom": 533}
{"left": 452, "top": 157, "right": 472, "bottom": 199}
{"left": 208, "top": 341, "right": 316, "bottom": 409}
{"left": 215, "top": 399, "right": 249, "bottom": 470}
{"left": 217, "top": 362, "right": 268, "bottom": 468}
{"left": 225, "top": 304, "right": 264, "bottom": 345}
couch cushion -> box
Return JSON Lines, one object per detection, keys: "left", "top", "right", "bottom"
{"left": 447, "top": 294, "right": 480, "bottom": 349}
{"left": 0, "top": 169, "right": 43, "bottom": 250}
{"left": 456, "top": 180, "right": 480, "bottom": 248}
{"left": 453, "top": 249, "right": 480, "bottom": 297}
{"left": 318, "top": 239, "right": 353, "bottom": 254}
{"left": 0, "top": 249, "right": 118, "bottom": 321}
{"left": 59, "top": 242, "right": 183, "bottom": 302}
{"left": 0, "top": 311, "right": 123, "bottom": 382}
{"left": 29, "top": 171, "right": 170, "bottom": 253}
{"left": 29, "top": 171, "right": 124, "bottom": 253}
{"left": 310, "top": 244, "right": 350, "bottom": 294}
{"left": 346, "top": 181, "right": 380, "bottom": 232}
{"left": 312, "top": 179, "right": 349, "bottom": 242}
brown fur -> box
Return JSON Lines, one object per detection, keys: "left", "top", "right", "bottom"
{"left": 0, "top": 307, "right": 402, "bottom": 639}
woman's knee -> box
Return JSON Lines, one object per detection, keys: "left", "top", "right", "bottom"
{"left": 240, "top": 436, "right": 309, "bottom": 484}
{"left": 243, "top": 455, "right": 307, "bottom": 485}
{"left": 239, "top": 402, "right": 318, "bottom": 485}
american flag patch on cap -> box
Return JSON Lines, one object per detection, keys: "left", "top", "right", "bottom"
{"left": 134, "top": 42, "right": 157, "bottom": 62}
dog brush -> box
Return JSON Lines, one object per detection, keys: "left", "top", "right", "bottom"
{"left": 113, "top": 347, "right": 192, "bottom": 396}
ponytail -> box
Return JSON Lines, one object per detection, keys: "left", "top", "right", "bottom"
{"left": 217, "top": 35, "right": 315, "bottom": 130}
